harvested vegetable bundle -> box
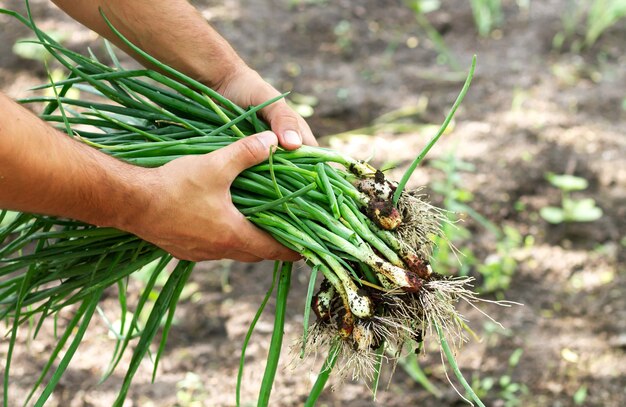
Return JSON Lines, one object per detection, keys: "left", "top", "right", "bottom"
{"left": 0, "top": 4, "right": 487, "bottom": 407}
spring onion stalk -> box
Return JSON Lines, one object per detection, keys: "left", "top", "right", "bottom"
{"left": 236, "top": 262, "right": 280, "bottom": 407}
{"left": 257, "top": 262, "right": 292, "bottom": 407}
{"left": 435, "top": 320, "right": 486, "bottom": 407}
{"left": 304, "top": 341, "right": 341, "bottom": 407}
{"left": 0, "top": 4, "right": 486, "bottom": 406}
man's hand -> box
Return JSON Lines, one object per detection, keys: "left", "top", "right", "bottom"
{"left": 10, "top": 0, "right": 316, "bottom": 262}
{"left": 0, "top": 93, "right": 298, "bottom": 262}
{"left": 214, "top": 66, "right": 317, "bottom": 150}
{"left": 52, "top": 0, "right": 318, "bottom": 151}
{"left": 130, "top": 132, "right": 300, "bottom": 262}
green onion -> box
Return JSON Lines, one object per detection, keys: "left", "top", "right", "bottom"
{"left": 258, "top": 262, "right": 292, "bottom": 406}
{"left": 0, "top": 4, "right": 487, "bottom": 406}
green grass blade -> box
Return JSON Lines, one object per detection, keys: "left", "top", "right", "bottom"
{"left": 248, "top": 110, "right": 267, "bottom": 132}
{"left": 88, "top": 108, "right": 164, "bottom": 142}
{"left": 3, "top": 269, "right": 33, "bottom": 406}
{"left": 95, "top": 253, "right": 130, "bottom": 351}
{"left": 31, "top": 298, "right": 52, "bottom": 340}
{"left": 104, "top": 39, "right": 123, "bottom": 69}
{"left": 202, "top": 94, "right": 245, "bottom": 137}
{"left": 30, "top": 69, "right": 148, "bottom": 91}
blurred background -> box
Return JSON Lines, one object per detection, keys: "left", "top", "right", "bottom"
{"left": 1, "top": 0, "right": 625, "bottom": 406}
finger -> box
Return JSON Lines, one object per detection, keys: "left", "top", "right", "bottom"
{"left": 240, "top": 226, "right": 302, "bottom": 261}
{"left": 265, "top": 101, "right": 319, "bottom": 149}
{"left": 232, "top": 214, "right": 301, "bottom": 261}
{"left": 224, "top": 251, "right": 264, "bottom": 263}
{"left": 211, "top": 131, "right": 278, "bottom": 184}
{"left": 262, "top": 101, "right": 303, "bottom": 150}
{"left": 295, "top": 114, "right": 318, "bottom": 147}
{"left": 222, "top": 69, "right": 317, "bottom": 150}
{"left": 235, "top": 76, "right": 316, "bottom": 149}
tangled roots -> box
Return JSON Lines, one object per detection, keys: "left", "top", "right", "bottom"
{"left": 396, "top": 189, "right": 450, "bottom": 259}
{"left": 294, "top": 275, "right": 495, "bottom": 384}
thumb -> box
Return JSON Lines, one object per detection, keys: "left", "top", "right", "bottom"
{"left": 214, "top": 131, "right": 278, "bottom": 183}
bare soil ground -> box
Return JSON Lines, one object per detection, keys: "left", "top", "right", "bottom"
{"left": 1, "top": 0, "right": 625, "bottom": 406}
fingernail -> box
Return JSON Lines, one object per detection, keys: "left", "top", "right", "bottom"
{"left": 257, "top": 131, "right": 278, "bottom": 150}
{"left": 283, "top": 130, "right": 302, "bottom": 146}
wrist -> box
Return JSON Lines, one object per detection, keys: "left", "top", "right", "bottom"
{"left": 200, "top": 58, "right": 250, "bottom": 91}
{"left": 101, "top": 162, "right": 160, "bottom": 235}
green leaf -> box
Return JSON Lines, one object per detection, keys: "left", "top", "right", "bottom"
{"left": 573, "top": 385, "right": 588, "bottom": 405}
{"left": 409, "top": 0, "right": 441, "bottom": 14}
{"left": 567, "top": 199, "right": 603, "bottom": 222}
{"left": 12, "top": 32, "right": 67, "bottom": 61}
{"left": 371, "top": 343, "right": 385, "bottom": 400}
{"left": 114, "top": 261, "right": 194, "bottom": 406}
{"left": 397, "top": 352, "right": 442, "bottom": 397}
{"left": 151, "top": 260, "right": 195, "bottom": 382}
{"left": 33, "top": 289, "right": 103, "bottom": 407}
{"left": 546, "top": 173, "right": 589, "bottom": 191}
{"left": 481, "top": 376, "right": 495, "bottom": 391}
{"left": 540, "top": 206, "right": 565, "bottom": 224}
{"left": 499, "top": 375, "right": 511, "bottom": 387}
{"left": 508, "top": 348, "right": 524, "bottom": 367}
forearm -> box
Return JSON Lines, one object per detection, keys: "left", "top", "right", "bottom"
{"left": 51, "top": 0, "right": 245, "bottom": 87}
{"left": 51, "top": 0, "right": 316, "bottom": 149}
{"left": 0, "top": 92, "right": 152, "bottom": 230}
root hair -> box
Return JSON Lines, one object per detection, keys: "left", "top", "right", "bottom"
{"left": 396, "top": 190, "right": 450, "bottom": 259}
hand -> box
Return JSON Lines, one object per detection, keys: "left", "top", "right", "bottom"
{"left": 214, "top": 65, "right": 318, "bottom": 150}
{"left": 129, "top": 131, "right": 301, "bottom": 262}
{"left": 52, "top": 1, "right": 316, "bottom": 149}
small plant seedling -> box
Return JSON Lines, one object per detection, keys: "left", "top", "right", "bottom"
{"left": 471, "top": 348, "right": 528, "bottom": 406}
{"left": 333, "top": 20, "right": 353, "bottom": 54}
{"left": 403, "top": 0, "right": 462, "bottom": 70}
{"left": 573, "top": 385, "right": 588, "bottom": 405}
{"left": 553, "top": 0, "right": 626, "bottom": 50}
{"left": 12, "top": 32, "right": 68, "bottom": 62}
{"left": 477, "top": 226, "right": 528, "bottom": 295}
{"left": 470, "top": 0, "right": 503, "bottom": 37}
{"left": 430, "top": 151, "right": 525, "bottom": 295}
{"left": 540, "top": 173, "right": 603, "bottom": 224}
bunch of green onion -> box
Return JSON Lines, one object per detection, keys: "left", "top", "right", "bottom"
{"left": 0, "top": 4, "right": 486, "bottom": 407}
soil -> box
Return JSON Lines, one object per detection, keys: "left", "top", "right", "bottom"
{"left": 1, "top": 0, "right": 625, "bottom": 406}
